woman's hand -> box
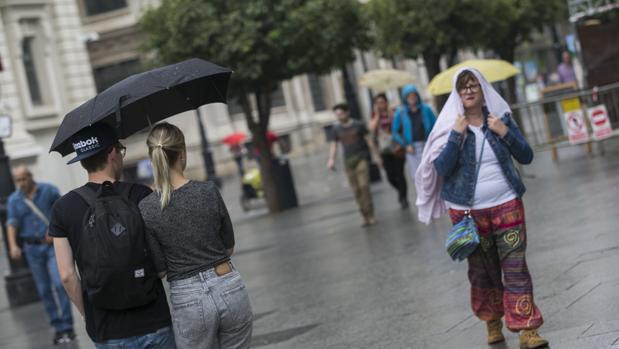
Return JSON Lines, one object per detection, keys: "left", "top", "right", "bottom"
{"left": 487, "top": 114, "right": 508, "bottom": 137}
{"left": 453, "top": 114, "right": 469, "bottom": 134}
{"left": 369, "top": 113, "right": 379, "bottom": 133}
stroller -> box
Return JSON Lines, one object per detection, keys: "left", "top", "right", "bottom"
{"left": 240, "top": 167, "right": 263, "bottom": 212}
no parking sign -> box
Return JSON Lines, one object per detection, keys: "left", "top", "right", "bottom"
{"left": 587, "top": 105, "right": 613, "bottom": 140}
{"left": 564, "top": 110, "right": 589, "bottom": 144}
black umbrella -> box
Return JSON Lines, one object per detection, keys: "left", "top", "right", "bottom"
{"left": 50, "top": 58, "right": 232, "bottom": 156}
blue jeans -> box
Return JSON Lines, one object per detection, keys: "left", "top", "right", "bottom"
{"left": 169, "top": 266, "right": 253, "bottom": 349}
{"left": 95, "top": 326, "right": 176, "bottom": 349}
{"left": 23, "top": 243, "right": 73, "bottom": 333}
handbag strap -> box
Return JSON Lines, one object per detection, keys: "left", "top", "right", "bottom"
{"left": 465, "top": 130, "right": 487, "bottom": 216}
{"left": 23, "top": 197, "right": 49, "bottom": 226}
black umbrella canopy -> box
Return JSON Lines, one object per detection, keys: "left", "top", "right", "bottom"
{"left": 50, "top": 58, "right": 232, "bottom": 156}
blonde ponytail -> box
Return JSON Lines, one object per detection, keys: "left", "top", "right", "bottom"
{"left": 146, "top": 123, "right": 186, "bottom": 209}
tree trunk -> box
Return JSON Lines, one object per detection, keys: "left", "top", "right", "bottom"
{"left": 497, "top": 46, "right": 518, "bottom": 105}
{"left": 423, "top": 52, "right": 442, "bottom": 82}
{"left": 423, "top": 52, "right": 448, "bottom": 111}
{"left": 238, "top": 91, "right": 280, "bottom": 213}
{"left": 496, "top": 44, "right": 524, "bottom": 127}
{"left": 253, "top": 87, "right": 282, "bottom": 213}
{"left": 340, "top": 64, "right": 362, "bottom": 120}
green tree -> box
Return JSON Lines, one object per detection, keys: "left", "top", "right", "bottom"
{"left": 367, "top": 0, "right": 486, "bottom": 81}
{"left": 368, "top": 0, "right": 567, "bottom": 104}
{"left": 479, "top": 0, "right": 567, "bottom": 103}
{"left": 480, "top": 0, "right": 566, "bottom": 66}
{"left": 141, "top": 0, "right": 369, "bottom": 212}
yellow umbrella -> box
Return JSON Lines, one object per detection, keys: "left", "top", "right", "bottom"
{"left": 427, "top": 59, "right": 520, "bottom": 96}
{"left": 359, "top": 69, "right": 416, "bottom": 92}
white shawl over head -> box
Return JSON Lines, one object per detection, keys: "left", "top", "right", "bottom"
{"left": 414, "top": 67, "right": 511, "bottom": 224}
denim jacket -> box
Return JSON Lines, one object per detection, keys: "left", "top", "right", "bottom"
{"left": 7, "top": 182, "right": 60, "bottom": 239}
{"left": 433, "top": 112, "right": 533, "bottom": 206}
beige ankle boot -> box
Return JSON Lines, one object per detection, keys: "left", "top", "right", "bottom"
{"left": 519, "top": 329, "right": 548, "bottom": 348}
{"left": 486, "top": 319, "right": 505, "bottom": 344}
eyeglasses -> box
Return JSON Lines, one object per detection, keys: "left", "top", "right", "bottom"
{"left": 459, "top": 83, "right": 480, "bottom": 94}
{"left": 116, "top": 143, "right": 127, "bottom": 158}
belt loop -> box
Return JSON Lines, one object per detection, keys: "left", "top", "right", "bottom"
{"left": 198, "top": 271, "right": 210, "bottom": 293}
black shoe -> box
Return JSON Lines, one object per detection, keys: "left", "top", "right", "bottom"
{"left": 400, "top": 200, "right": 410, "bottom": 209}
{"left": 53, "top": 330, "right": 75, "bottom": 345}
{"left": 65, "top": 329, "right": 76, "bottom": 340}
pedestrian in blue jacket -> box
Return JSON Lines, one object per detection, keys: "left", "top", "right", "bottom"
{"left": 392, "top": 84, "right": 437, "bottom": 193}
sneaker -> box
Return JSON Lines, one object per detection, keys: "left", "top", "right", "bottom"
{"left": 361, "top": 216, "right": 376, "bottom": 227}
{"left": 64, "top": 329, "right": 76, "bottom": 340}
{"left": 53, "top": 330, "right": 75, "bottom": 345}
{"left": 519, "top": 329, "right": 548, "bottom": 349}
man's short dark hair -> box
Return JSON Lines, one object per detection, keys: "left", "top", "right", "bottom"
{"left": 332, "top": 103, "right": 348, "bottom": 112}
{"left": 80, "top": 145, "right": 115, "bottom": 173}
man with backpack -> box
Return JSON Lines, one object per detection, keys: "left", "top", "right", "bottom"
{"left": 49, "top": 123, "right": 175, "bottom": 348}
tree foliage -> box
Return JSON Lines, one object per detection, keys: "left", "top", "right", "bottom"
{"left": 141, "top": 0, "right": 369, "bottom": 212}
{"left": 479, "top": 0, "right": 567, "bottom": 61}
{"left": 367, "top": 0, "right": 567, "bottom": 105}
{"left": 366, "top": 0, "right": 487, "bottom": 79}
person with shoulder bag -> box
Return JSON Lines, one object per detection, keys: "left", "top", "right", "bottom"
{"left": 369, "top": 93, "right": 409, "bottom": 209}
{"left": 327, "top": 103, "right": 383, "bottom": 227}
{"left": 431, "top": 68, "right": 548, "bottom": 349}
{"left": 7, "top": 166, "right": 75, "bottom": 345}
{"left": 392, "top": 84, "right": 437, "bottom": 197}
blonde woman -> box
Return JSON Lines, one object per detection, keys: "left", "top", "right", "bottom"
{"left": 139, "top": 122, "right": 253, "bottom": 349}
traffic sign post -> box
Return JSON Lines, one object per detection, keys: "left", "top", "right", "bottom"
{"left": 587, "top": 105, "right": 613, "bottom": 140}
{"left": 564, "top": 110, "right": 589, "bottom": 145}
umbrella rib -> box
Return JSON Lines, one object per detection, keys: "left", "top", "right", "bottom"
{"left": 209, "top": 77, "right": 226, "bottom": 103}
{"left": 88, "top": 94, "right": 98, "bottom": 125}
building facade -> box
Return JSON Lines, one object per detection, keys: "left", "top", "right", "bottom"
{"left": 0, "top": 0, "right": 96, "bottom": 192}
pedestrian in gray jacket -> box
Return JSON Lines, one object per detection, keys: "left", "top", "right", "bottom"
{"left": 139, "top": 122, "right": 253, "bottom": 349}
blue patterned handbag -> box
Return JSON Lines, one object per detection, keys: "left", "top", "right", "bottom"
{"left": 445, "top": 132, "right": 487, "bottom": 261}
{"left": 446, "top": 211, "right": 480, "bottom": 261}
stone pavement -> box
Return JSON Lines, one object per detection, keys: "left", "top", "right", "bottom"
{"left": 1, "top": 139, "right": 619, "bottom": 348}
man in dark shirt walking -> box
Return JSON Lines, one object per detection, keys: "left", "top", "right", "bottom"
{"left": 327, "top": 103, "right": 382, "bottom": 227}
{"left": 49, "top": 124, "right": 175, "bottom": 348}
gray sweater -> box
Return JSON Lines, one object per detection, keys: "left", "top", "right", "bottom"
{"left": 139, "top": 181, "right": 235, "bottom": 282}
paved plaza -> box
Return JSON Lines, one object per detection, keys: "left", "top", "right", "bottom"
{"left": 1, "top": 139, "right": 619, "bottom": 349}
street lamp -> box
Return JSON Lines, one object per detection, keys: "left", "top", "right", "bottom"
{"left": 0, "top": 114, "right": 40, "bottom": 306}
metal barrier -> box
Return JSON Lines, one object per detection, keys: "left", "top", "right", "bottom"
{"left": 511, "top": 82, "right": 619, "bottom": 161}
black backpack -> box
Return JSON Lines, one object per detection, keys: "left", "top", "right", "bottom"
{"left": 73, "top": 181, "right": 157, "bottom": 310}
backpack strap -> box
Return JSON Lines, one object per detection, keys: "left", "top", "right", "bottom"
{"left": 115, "top": 182, "right": 134, "bottom": 199}
{"left": 73, "top": 186, "right": 98, "bottom": 208}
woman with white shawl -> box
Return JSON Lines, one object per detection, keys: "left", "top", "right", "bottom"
{"left": 416, "top": 68, "right": 548, "bottom": 348}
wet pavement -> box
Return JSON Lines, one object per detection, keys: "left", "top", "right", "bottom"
{"left": 1, "top": 138, "right": 619, "bottom": 348}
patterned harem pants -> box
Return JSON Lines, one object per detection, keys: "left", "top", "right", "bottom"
{"left": 449, "top": 198, "right": 543, "bottom": 331}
